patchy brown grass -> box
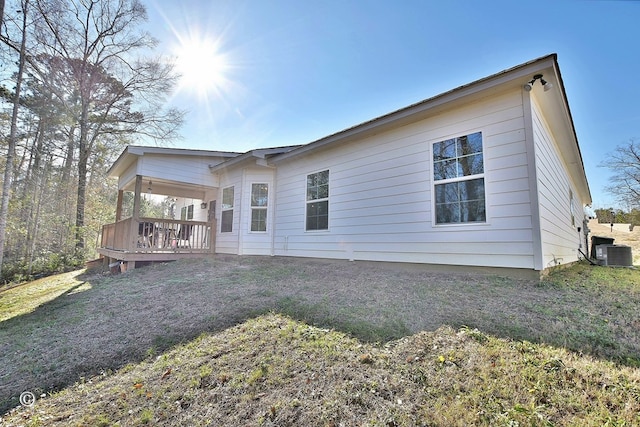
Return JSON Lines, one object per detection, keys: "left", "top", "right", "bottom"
{"left": 3, "top": 314, "right": 640, "bottom": 426}
{"left": 1, "top": 255, "right": 640, "bottom": 425}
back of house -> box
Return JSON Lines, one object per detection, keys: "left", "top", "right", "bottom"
{"left": 207, "top": 54, "right": 590, "bottom": 275}
{"left": 104, "top": 54, "right": 590, "bottom": 274}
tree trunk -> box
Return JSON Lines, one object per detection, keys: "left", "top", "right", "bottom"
{"left": 75, "top": 104, "right": 90, "bottom": 254}
{"left": 25, "top": 120, "right": 46, "bottom": 274}
{"left": 61, "top": 126, "right": 76, "bottom": 189}
{"left": 27, "top": 157, "right": 51, "bottom": 276}
{"left": 0, "top": 0, "right": 29, "bottom": 274}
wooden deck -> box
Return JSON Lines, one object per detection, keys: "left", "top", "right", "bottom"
{"left": 97, "top": 217, "right": 216, "bottom": 268}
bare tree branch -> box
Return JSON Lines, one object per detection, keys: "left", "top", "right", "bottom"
{"left": 601, "top": 138, "right": 640, "bottom": 208}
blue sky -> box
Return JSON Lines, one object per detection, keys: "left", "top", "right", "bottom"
{"left": 144, "top": 0, "right": 639, "bottom": 210}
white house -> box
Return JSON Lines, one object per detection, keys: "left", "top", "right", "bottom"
{"left": 99, "top": 53, "right": 591, "bottom": 276}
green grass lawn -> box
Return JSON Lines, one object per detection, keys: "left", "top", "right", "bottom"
{"left": 0, "top": 271, "right": 87, "bottom": 322}
{"left": 1, "top": 258, "right": 639, "bottom": 426}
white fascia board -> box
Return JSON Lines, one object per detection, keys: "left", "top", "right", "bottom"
{"left": 271, "top": 55, "right": 558, "bottom": 164}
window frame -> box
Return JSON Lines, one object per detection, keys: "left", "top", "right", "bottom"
{"left": 432, "top": 131, "right": 487, "bottom": 225}
{"left": 180, "top": 204, "right": 194, "bottom": 221}
{"left": 305, "top": 169, "right": 330, "bottom": 232}
{"left": 250, "top": 183, "right": 269, "bottom": 233}
{"left": 569, "top": 189, "right": 575, "bottom": 227}
{"left": 221, "top": 186, "right": 234, "bottom": 233}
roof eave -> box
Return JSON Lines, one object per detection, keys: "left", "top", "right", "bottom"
{"left": 271, "top": 54, "right": 560, "bottom": 163}
{"left": 550, "top": 60, "right": 592, "bottom": 205}
{"left": 209, "top": 145, "right": 303, "bottom": 173}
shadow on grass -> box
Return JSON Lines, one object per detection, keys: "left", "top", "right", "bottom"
{"left": 2, "top": 257, "right": 639, "bottom": 414}
{"left": 270, "top": 296, "right": 412, "bottom": 343}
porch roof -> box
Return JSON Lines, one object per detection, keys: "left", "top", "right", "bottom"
{"left": 109, "top": 145, "right": 242, "bottom": 198}
{"left": 109, "top": 145, "right": 241, "bottom": 178}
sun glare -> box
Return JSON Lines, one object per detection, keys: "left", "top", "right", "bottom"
{"left": 172, "top": 32, "right": 230, "bottom": 101}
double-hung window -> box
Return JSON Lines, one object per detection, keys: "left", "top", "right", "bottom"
{"left": 221, "top": 186, "right": 234, "bottom": 233}
{"left": 569, "top": 189, "right": 575, "bottom": 227}
{"left": 250, "top": 183, "right": 268, "bottom": 232}
{"left": 306, "top": 170, "right": 329, "bottom": 231}
{"left": 180, "top": 204, "right": 194, "bottom": 220}
{"left": 433, "top": 132, "right": 486, "bottom": 224}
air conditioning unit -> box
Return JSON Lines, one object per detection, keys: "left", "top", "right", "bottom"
{"left": 595, "top": 244, "right": 613, "bottom": 265}
{"left": 607, "top": 245, "right": 633, "bottom": 267}
{"left": 595, "top": 244, "right": 633, "bottom": 266}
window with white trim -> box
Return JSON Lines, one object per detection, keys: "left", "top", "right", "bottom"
{"left": 180, "top": 204, "right": 194, "bottom": 220}
{"left": 221, "top": 186, "right": 234, "bottom": 233}
{"left": 250, "top": 183, "right": 268, "bottom": 232}
{"left": 433, "top": 132, "right": 486, "bottom": 224}
{"left": 570, "top": 189, "right": 575, "bottom": 226}
{"left": 306, "top": 170, "right": 329, "bottom": 231}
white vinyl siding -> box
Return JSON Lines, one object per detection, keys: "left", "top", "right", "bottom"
{"left": 117, "top": 153, "right": 229, "bottom": 198}
{"left": 174, "top": 195, "right": 215, "bottom": 223}
{"left": 531, "top": 99, "right": 583, "bottom": 268}
{"left": 239, "top": 169, "right": 275, "bottom": 255}
{"left": 215, "top": 166, "right": 242, "bottom": 255}
{"left": 273, "top": 90, "right": 537, "bottom": 269}
{"left": 215, "top": 168, "right": 276, "bottom": 256}
{"left": 137, "top": 154, "right": 225, "bottom": 187}
{"left": 138, "top": 154, "right": 211, "bottom": 185}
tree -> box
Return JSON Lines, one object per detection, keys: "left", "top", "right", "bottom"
{"left": 0, "top": 0, "right": 183, "bottom": 280}
{"left": 0, "top": 0, "right": 30, "bottom": 274}
{"left": 601, "top": 138, "right": 640, "bottom": 208}
{"left": 31, "top": 0, "right": 183, "bottom": 255}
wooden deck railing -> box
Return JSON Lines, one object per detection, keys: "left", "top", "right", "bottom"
{"left": 99, "top": 217, "right": 214, "bottom": 253}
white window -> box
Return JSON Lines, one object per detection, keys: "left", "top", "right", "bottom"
{"left": 570, "top": 189, "right": 575, "bottom": 226}
{"left": 180, "top": 204, "right": 194, "bottom": 220}
{"left": 433, "top": 132, "right": 486, "bottom": 224}
{"left": 306, "top": 170, "right": 329, "bottom": 231}
{"left": 221, "top": 186, "right": 234, "bottom": 233}
{"left": 250, "top": 183, "right": 268, "bottom": 232}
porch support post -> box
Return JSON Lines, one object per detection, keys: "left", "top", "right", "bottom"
{"left": 209, "top": 218, "right": 217, "bottom": 254}
{"left": 115, "top": 190, "right": 124, "bottom": 222}
{"left": 132, "top": 175, "right": 142, "bottom": 220}
{"left": 129, "top": 175, "right": 143, "bottom": 253}
{"left": 124, "top": 261, "right": 135, "bottom": 273}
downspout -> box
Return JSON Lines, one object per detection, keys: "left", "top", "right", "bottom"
{"left": 522, "top": 90, "right": 544, "bottom": 271}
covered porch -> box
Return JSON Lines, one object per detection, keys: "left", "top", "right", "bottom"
{"left": 96, "top": 146, "right": 237, "bottom": 270}
{"left": 97, "top": 174, "right": 217, "bottom": 270}
{"left": 99, "top": 216, "right": 214, "bottom": 259}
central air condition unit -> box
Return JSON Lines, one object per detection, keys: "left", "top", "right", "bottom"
{"left": 595, "top": 244, "right": 633, "bottom": 266}
{"left": 595, "top": 244, "right": 614, "bottom": 265}
{"left": 591, "top": 236, "right": 615, "bottom": 259}
{"left": 606, "top": 245, "right": 633, "bottom": 267}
